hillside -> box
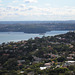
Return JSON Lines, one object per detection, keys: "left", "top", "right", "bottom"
{"left": 0, "top": 32, "right": 75, "bottom": 75}
{"left": 0, "top": 21, "right": 75, "bottom": 33}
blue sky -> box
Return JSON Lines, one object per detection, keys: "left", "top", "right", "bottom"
{"left": 0, "top": 0, "right": 75, "bottom": 21}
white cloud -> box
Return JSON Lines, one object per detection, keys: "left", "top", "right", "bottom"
{"left": 51, "top": 7, "right": 75, "bottom": 16}
{"left": 0, "top": 4, "right": 2, "bottom": 6}
{"left": 0, "top": 4, "right": 75, "bottom": 20}
{"left": 24, "top": 0, "right": 38, "bottom": 3}
{"left": 0, "top": 0, "right": 2, "bottom": 3}
{"left": 12, "top": 0, "right": 38, "bottom": 3}
{"left": 13, "top": 0, "right": 19, "bottom": 3}
{"left": 20, "top": 4, "right": 26, "bottom": 8}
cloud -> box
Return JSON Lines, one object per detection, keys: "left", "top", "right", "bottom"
{"left": 0, "top": 3, "right": 75, "bottom": 20}
{"left": 20, "top": 4, "right": 26, "bottom": 8}
{"left": 13, "top": 0, "right": 19, "bottom": 3}
{"left": 24, "top": 0, "right": 38, "bottom": 3}
{"left": 0, "top": 4, "right": 2, "bottom": 6}
{"left": 1, "top": 5, "right": 75, "bottom": 16}
{"left": 6, "top": 5, "right": 20, "bottom": 11}
{"left": 51, "top": 7, "right": 75, "bottom": 16}
{"left": 0, "top": 0, "right": 2, "bottom": 3}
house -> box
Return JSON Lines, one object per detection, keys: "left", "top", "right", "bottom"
{"left": 69, "top": 45, "right": 73, "bottom": 48}
{"left": 50, "top": 54, "right": 60, "bottom": 58}
{"left": 69, "top": 54, "right": 75, "bottom": 57}
{"left": 20, "top": 71, "right": 24, "bottom": 74}
{"left": 63, "top": 61, "right": 75, "bottom": 67}
{"left": 65, "top": 61, "right": 75, "bottom": 65}
{"left": 67, "top": 57, "right": 74, "bottom": 60}
{"left": 35, "top": 37, "right": 40, "bottom": 39}
{"left": 40, "top": 63, "right": 51, "bottom": 70}
{"left": 44, "top": 63, "right": 51, "bottom": 68}
{"left": 18, "top": 63, "right": 22, "bottom": 66}
{"left": 52, "top": 61, "right": 55, "bottom": 65}
{"left": 56, "top": 37, "right": 61, "bottom": 40}
{"left": 40, "top": 67, "right": 47, "bottom": 70}
{"left": 72, "top": 52, "right": 75, "bottom": 54}
{"left": 17, "top": 60, "right": 25, "bottom": 64}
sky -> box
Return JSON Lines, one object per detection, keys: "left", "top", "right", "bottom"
{"left": 0, "top": 0, "right": 75, "bottom": 21}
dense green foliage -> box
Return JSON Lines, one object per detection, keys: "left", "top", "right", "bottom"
{"left": 0, "top": 32, "right": 75, "bottom": 75}
{"left": 0, "top": 22, "right": 75, "bottom": 33}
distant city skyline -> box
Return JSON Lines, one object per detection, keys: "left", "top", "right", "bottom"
{"left": 0, "top": 0, "right": 75, "bottom": 21}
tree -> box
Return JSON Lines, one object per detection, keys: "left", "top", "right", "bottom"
{"left": 3, "top": 58, "right": 18, "bottom": 70}
{"left": 68, "top": 65, "right": 75, "bottom": 71}
{"left": 54, "top": 67, "right": 69, "bottom": 73}
{"left": 57, "top": 57, "right": 66, "bottom": 62}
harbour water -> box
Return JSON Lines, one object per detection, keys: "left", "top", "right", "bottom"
{"left": 0, "top": 31, "right": 69, "bottom": 44}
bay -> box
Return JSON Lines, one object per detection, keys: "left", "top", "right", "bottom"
{"left": 0, "top": 31, "right": 69, "bottom": 44}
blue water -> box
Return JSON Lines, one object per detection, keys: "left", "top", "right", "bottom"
{"left": 0, "top": 31, "right": 69, "bottom": 44}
